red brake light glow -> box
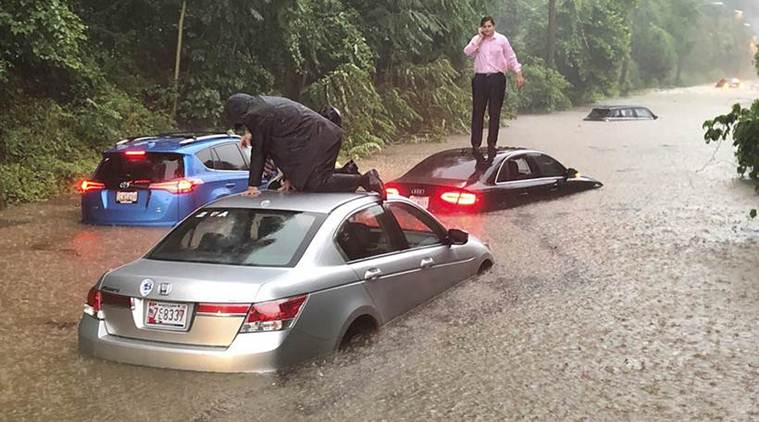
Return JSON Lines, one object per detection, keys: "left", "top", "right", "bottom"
{"left": 124, "top": 150, "right": 146, "bottom": 157}
{"left": 77, "top": 180, "right": 105, "bottom": 193}
{"left": 240, "top": 295, "right": 307, "bottom": 333}
{"left": 197, "top": 303, "right": 251, "bottom": 315}
{"left": 440, "top": 191, "right": 477, "bottom": 206}
{"left": 84, "top": 286, "right": 103, "bottom": 319}
{"left": 149, "top": 178, "right": 203, "bottom": 194}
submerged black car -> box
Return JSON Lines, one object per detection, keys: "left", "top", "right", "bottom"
{"left": 584, "top": 105, "right": 657, "bottom": 121}
{"left": 386, "top": 147, "right": 602, "bottom": 213}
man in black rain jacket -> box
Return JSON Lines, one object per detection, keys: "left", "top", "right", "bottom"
{"left": 224, "top": 93, "right": 385, "bottom": 198}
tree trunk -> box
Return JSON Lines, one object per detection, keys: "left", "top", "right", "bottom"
{"left": 171, "top": 0, "right": 187, "bottom": 120}
{"left": 547, "top": 0, "right": 558, "bottom": 67}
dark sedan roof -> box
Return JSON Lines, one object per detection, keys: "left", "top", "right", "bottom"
{"left": 400, "top": 147, "right": 529, "bottom": 182}
{"left": 592, "top": 105, "right": 649, "bottom": 109}
{"left": 210, "top": 191, "right": 376, "bottom": 214}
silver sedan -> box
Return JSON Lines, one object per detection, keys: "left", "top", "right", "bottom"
{"left": 78, "top": 191, "right": 493, "bottom": 373}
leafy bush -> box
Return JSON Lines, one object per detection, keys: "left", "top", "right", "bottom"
{"left": 512, "top": 57, "right": 572, "bottom": 113}
{"left": 303, "top": 64, "right": 393, "bottom": 158}
{"left": 703, "top": 102, "right": 759, "bottom": 217}
{"left": 0, "top": 86, "right": 171, "bottom": 206}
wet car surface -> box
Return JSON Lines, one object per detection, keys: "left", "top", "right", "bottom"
{"left": 386, "top": 147, "right": 602, "bottom": 212}
{"left": 584, "top": 105, "right": 658, "bottom": 121}
{"left": 1, "top": 85, "right": 758, "bottom": 420}
{"left": 79, "top": 192, "right": 491, "bottom": 372}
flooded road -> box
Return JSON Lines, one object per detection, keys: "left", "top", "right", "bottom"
{"left": 1, "top": 85, "right": 757, "bottom": 420}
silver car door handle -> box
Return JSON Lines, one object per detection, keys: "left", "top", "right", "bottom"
{"left": 519, "top": 192, "right": 529, "bottom": 197}
{"left": 364, "top": 268, "right": 382, "bottom": 280}
{"left": 420, "top": 257, "right": 434, "bottom": 268}
{"left": 225, "top": 183, "right": 236, "bottom": 188}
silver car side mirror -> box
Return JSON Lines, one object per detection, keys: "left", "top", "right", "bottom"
{"left": 446, "top": 228, "right": 468, "bottom": 245}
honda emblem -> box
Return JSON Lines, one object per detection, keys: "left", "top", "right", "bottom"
{"left": 158, "top": 283, "right": 172, "bottom": 296}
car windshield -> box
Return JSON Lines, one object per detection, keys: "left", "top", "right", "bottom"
{"left": 405, "top": 152, "right": 483, "bottom": 180}
{"left": 147, "top": 208, "right": 324, "bottom": 267}
{"left": 94, "top": 152, "right": 184, "bottom": 187}
{"left": 587, "top": 108, "right": 612, "bottom": 119}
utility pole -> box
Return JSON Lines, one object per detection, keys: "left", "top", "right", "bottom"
{"left": 172, "top": 1, "right": 187, "bottom": 120}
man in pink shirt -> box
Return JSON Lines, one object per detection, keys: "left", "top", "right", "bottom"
{"left": 464, "top": 16, "right": 525, "bottom": 160}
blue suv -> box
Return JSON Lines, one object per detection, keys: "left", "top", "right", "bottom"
{"left": 79, "top": 133, "right": 266, "bottom": 226}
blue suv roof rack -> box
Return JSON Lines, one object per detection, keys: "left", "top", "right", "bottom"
{"left": 115, "top": 131, "right": 236, "bottom": 146}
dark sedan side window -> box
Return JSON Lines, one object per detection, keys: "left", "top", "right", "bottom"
{"left": 531, "top": 154, "right": 565, "bottom": 177}
{"left": 497, "top": 156, "right": 536, "bottom": 182}
{"left": 336, "top": 205, "right": 399, "bottom": 261}
{"left": 635, "top": 108, "right": 653, "bottom": 118}
{"left": 385, "top": 202, "right": 445, "bottom": 249}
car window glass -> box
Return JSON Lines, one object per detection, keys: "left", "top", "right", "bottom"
{"left": 385, "top": 202, "right": 444, "bottom": 249}
{"left": 94, "top": 153, "right": 184, "bottom": 187}
{"left": 196, "top": 148, "right": 215, "bottom": 169}
{"left": 498, "top": 157, "right": 534, "bottom": 182}
{"left": 336, "top": 205, "right": 397, "bottom": 261}
{"left": 620, "top": 108, "right": 634, "bottom": 117}
{"left": 213, "top": 143, "right": 247, "bottom": 170}
{"left": 148, "top": 209, "right": 321, "bottom": 267}
{"left": 635, "top": 108, "right": 652, "bottom": 118}
{"left": 531, "top": 154, "right": 565, "bottom": 177}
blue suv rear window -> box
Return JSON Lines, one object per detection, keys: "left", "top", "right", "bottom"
{"left": 94, "top": 152, "right": 184, "bottom": 187}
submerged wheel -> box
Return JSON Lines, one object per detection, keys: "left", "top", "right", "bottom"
{"left": 339, "top": 316, "right": 378, "bottom": 351}
{"left": 477, "top": 260, "right": 493, "bottom": 275}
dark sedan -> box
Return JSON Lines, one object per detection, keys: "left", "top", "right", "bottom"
{"left": 385, "top": 147, "right": 602, "bottom": 213}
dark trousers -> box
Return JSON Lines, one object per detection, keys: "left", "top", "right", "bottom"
{"left": 470, "top": 72, "right": 506, "bottom": 155}
{"left": 303, "top": 139, "right": 363, "bottom": 192}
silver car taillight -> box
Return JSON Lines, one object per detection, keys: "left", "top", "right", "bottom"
{"left": 240, "top": 295, "right": 307, "bottom": 333}
{"left": 84, "top": 286, "right": 103, "bottom": 319}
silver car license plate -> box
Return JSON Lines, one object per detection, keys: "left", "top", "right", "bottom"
{"left": 409, "top": 195, "right": 429, "bottom": 209}
{"left": 145, "top": 300, "right": 189, "bottom": 329}
{"left": 116, "top": 191, "right": 138, "bottom": 204}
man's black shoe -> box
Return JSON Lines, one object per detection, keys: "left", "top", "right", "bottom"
{"left": 339, "top": 160, "right": 360, "bottom": 175}
{"left": 364, "top": 169, "right": 386, "bottom": 200}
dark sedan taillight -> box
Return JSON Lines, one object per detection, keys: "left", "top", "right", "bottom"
{"left": 440, "top": 190, "right": 478, "bottom": 206}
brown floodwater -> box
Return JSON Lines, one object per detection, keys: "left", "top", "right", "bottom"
{"left": 1, "top": 85, "right": 757, "bottom": 420}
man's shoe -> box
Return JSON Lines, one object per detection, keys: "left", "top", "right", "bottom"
{"left": 364, "top": 169, "right": 386, "bottom": 200}
{"left": 340, "top": 159, "right": 360, "bottom": 175}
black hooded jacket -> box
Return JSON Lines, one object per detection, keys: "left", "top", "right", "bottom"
{"left": 224, "top": 94, "right": 343, "bottom": 190}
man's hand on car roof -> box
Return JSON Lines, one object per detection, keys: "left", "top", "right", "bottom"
{"left": 241, "top": 186, "right": 261, "bottom": 197}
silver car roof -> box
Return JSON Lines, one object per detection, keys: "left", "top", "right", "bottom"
{"left": 208, "top": 191, "right": 380, "bottom": 214}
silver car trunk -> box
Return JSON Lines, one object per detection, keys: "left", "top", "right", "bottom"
{"left": 99, "top": 259, "right": 288, "bottom": 347}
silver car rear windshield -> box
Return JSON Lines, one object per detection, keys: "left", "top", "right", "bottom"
{"left": 147, "top": 208, "right": 324, "bottom": 267}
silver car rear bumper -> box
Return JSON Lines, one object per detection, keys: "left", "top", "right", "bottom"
{"left": 78, "top": 314, "right": 296, "bottom": 373}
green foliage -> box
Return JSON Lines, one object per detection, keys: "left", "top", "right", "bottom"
{"left": 0, "top": 87, "right": 171, "bottom": 205}
{"left": 512, "top": 57, "right": 572, "bottom": 113}
{"left": 303, "top": 64, "right": 393, "bottom": 158}
{"left": 703, "top": 102, "right": 759, "bottom": 181}
{"left": 552, "top": 0, "right": 633, "bottom": 103}
{"left": 3, "top": 0, "right": 758, "bottom": 208}
{"left": 703, "top": 102, "right": 759, "bottom": 217}
{"left": 632, "top": 24, "right": 677, "bottom": 86}
{"left": 383, "top": 58, "right": 471, "bottom": 138}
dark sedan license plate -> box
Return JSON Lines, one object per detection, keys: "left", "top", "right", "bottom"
{"left": 116, "top": 191, "right": 138, "bottom": 204}
{"left": 146, "top": 300, "right": 189, "bottom": 329}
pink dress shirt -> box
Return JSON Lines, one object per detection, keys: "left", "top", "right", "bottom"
{"left": 464, "top": 32, "right": 522, "bottom": 75}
